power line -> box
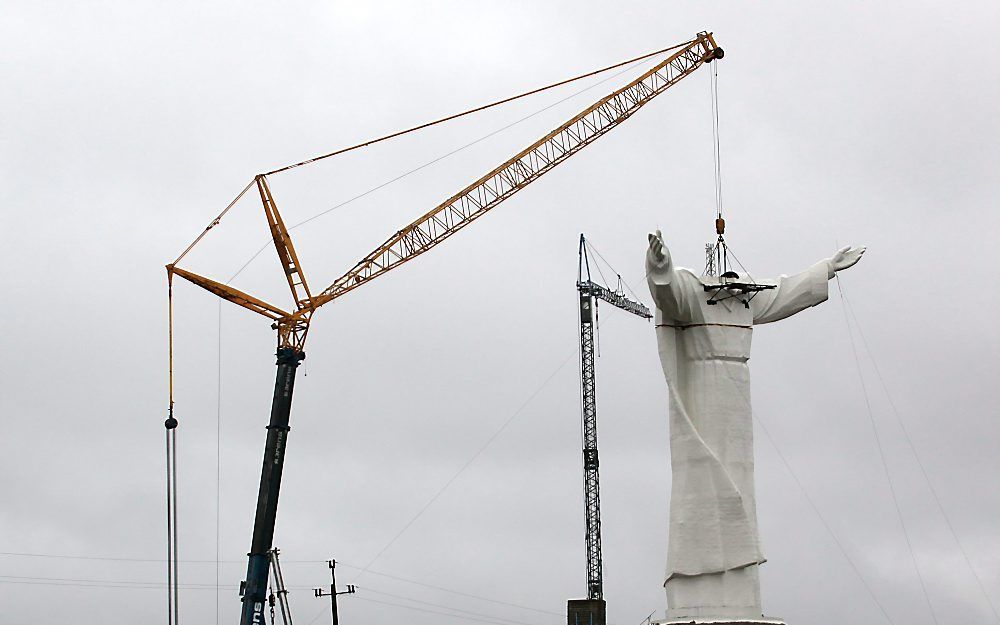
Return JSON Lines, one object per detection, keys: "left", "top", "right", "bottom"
{"left": 351, "top": 594, "right": 546, "bottom": 625}
{"left": 358, "top": 586, "right": 551, "bottom": 625}
{"left": 0, "top": 549, "right": 558, "bottom": 616}
{"left": 334, "top": 562, "right": 562, "bottom": 617}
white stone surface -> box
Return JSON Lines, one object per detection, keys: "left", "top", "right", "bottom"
{"left": 645, "top": 231, "right": 864, "bottom": 620}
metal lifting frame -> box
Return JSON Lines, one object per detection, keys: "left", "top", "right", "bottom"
{"left": 576, "top": 235, "right": 651, "bottom": 601}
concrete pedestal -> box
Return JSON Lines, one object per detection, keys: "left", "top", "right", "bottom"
{"left": 654, "top": 618, "right": 785, "bottom": 625}
{"left": 567, "top": 599, "right": 606, "bottom": 625}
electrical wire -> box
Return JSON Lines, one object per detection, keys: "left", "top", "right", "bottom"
{"left": 0, "top": 549, "right": 560, "bottom": 616}
{"left": 357, "top": 587, "right": 549, "bottom": 625}
{"left": 351, "top": 595, "right": 545, "bottom": 625}
{"left": 333, "top": 562, "right": 562, "bottom": 617}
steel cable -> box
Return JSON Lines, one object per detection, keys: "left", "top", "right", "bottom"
{"left": 836, "top": 275, "right": 940, "bottom": 625}
{"left": 839, "top": 290, "right": 1000, "bottom": 623}
{"left": 263, "top": 40, "right": 696, "bottom": 176}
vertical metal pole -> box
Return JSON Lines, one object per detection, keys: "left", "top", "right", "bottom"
{"left": 268, "top": 548, "right": 294, "bottom": 625}
{"left": 578, "top": 289, "right": 603, "bottom": 601}
{"left": 239, "top": 347, "right": 304, "bottom": 625}
{"left": 329, "top": 560, "right": 339, "bottom": 625}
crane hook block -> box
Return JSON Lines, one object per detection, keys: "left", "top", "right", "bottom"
{"left": 715, "top": 217, "right": 726, "bottom": 236}
{"left": 705, "top": 47, "right": 725, "bottom": 62}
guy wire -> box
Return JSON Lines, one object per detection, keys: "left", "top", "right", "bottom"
{"left": 840, "top": 290, "right": 1000, "bottom": 623}
{"left": 836, "top": 275, "right": 940, "bottom": 625}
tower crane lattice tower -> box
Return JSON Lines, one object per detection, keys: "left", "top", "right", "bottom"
{"left": 570, "top": 235, "right": 650, "bottom": 624}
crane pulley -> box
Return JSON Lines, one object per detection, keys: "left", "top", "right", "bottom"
{"left": 164, "top": 32, "right": 722, "bottom": 625}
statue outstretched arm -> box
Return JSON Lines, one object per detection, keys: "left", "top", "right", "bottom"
{"left": 752, "top": 245, "right": 866, "bottom": 325}
{"left": 647, "top": 229, "right": 672, "bottom": 274}
{"left": 646, "top": 230, "right": 696, "bottom": 321}
{"left": 828, "top": 245, "right": 866, "bottom": 277}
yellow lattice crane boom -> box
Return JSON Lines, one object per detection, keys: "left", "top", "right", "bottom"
{"left": 168, "top": 32, "right": 721, "bottom": 351}
{"left": 164, "top": 32, "right": 722, "bottom": 625}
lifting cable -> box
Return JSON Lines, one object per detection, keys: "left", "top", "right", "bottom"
{"left": 709, "top": 59, "right": 723, "bottom": 222}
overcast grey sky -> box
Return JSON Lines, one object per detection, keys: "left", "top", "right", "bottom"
{"left": 2, "top": 2, "right": 998, "bottom": 624}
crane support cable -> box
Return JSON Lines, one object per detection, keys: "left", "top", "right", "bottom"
{"left": 839, "top": 290, "right": 1000, "bottom": 623}
{"left": 171, "top": 179, "right": 255, "bottom": 268}
{"left": 263, "top": 39, "right": 696, "bottom": 176}
{"left": 836, "top": 277, "right": 941, "bottom": 624}
{"left": 168, "top": 40, "right": 694, "bottom": 269}
{"left": 305, "top": 34, "right": 722, "bottom": 314}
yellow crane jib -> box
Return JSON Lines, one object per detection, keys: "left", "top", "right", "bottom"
{"left": 170, "top": 32, "right": 721, "bottom": 354}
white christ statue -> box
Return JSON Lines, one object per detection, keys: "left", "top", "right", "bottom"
{"left": 645, "top": 230, "right": 864, "bottom": 622}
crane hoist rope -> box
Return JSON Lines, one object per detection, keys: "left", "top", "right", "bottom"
{"left": 163, "top": 32, "right": 723, "bottom": 625}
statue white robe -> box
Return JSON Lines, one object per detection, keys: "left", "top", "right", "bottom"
{"left": 648, "top": 257, "right": 832, "bottom": 620}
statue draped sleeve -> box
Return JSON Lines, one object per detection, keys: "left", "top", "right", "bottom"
{"left": 751, "top": 260, "right": 832, "bottom": 325}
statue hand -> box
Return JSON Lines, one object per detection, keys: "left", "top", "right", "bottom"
{"left": 830, "top": 245, "right": 866, "bottom": 273}
{"left": 647, "top": 229, "right": 671, "bottom": 270}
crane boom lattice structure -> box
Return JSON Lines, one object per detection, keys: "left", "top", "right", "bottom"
{"left": 576, "top": 234, "right": 651, "bottom": 609}
{"left": 164, "top": 33, "right": 721, "bottom": 625}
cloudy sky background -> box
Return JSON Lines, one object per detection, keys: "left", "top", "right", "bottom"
{"left": 2, "top": 1, "right": 998, "bottom": 624}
